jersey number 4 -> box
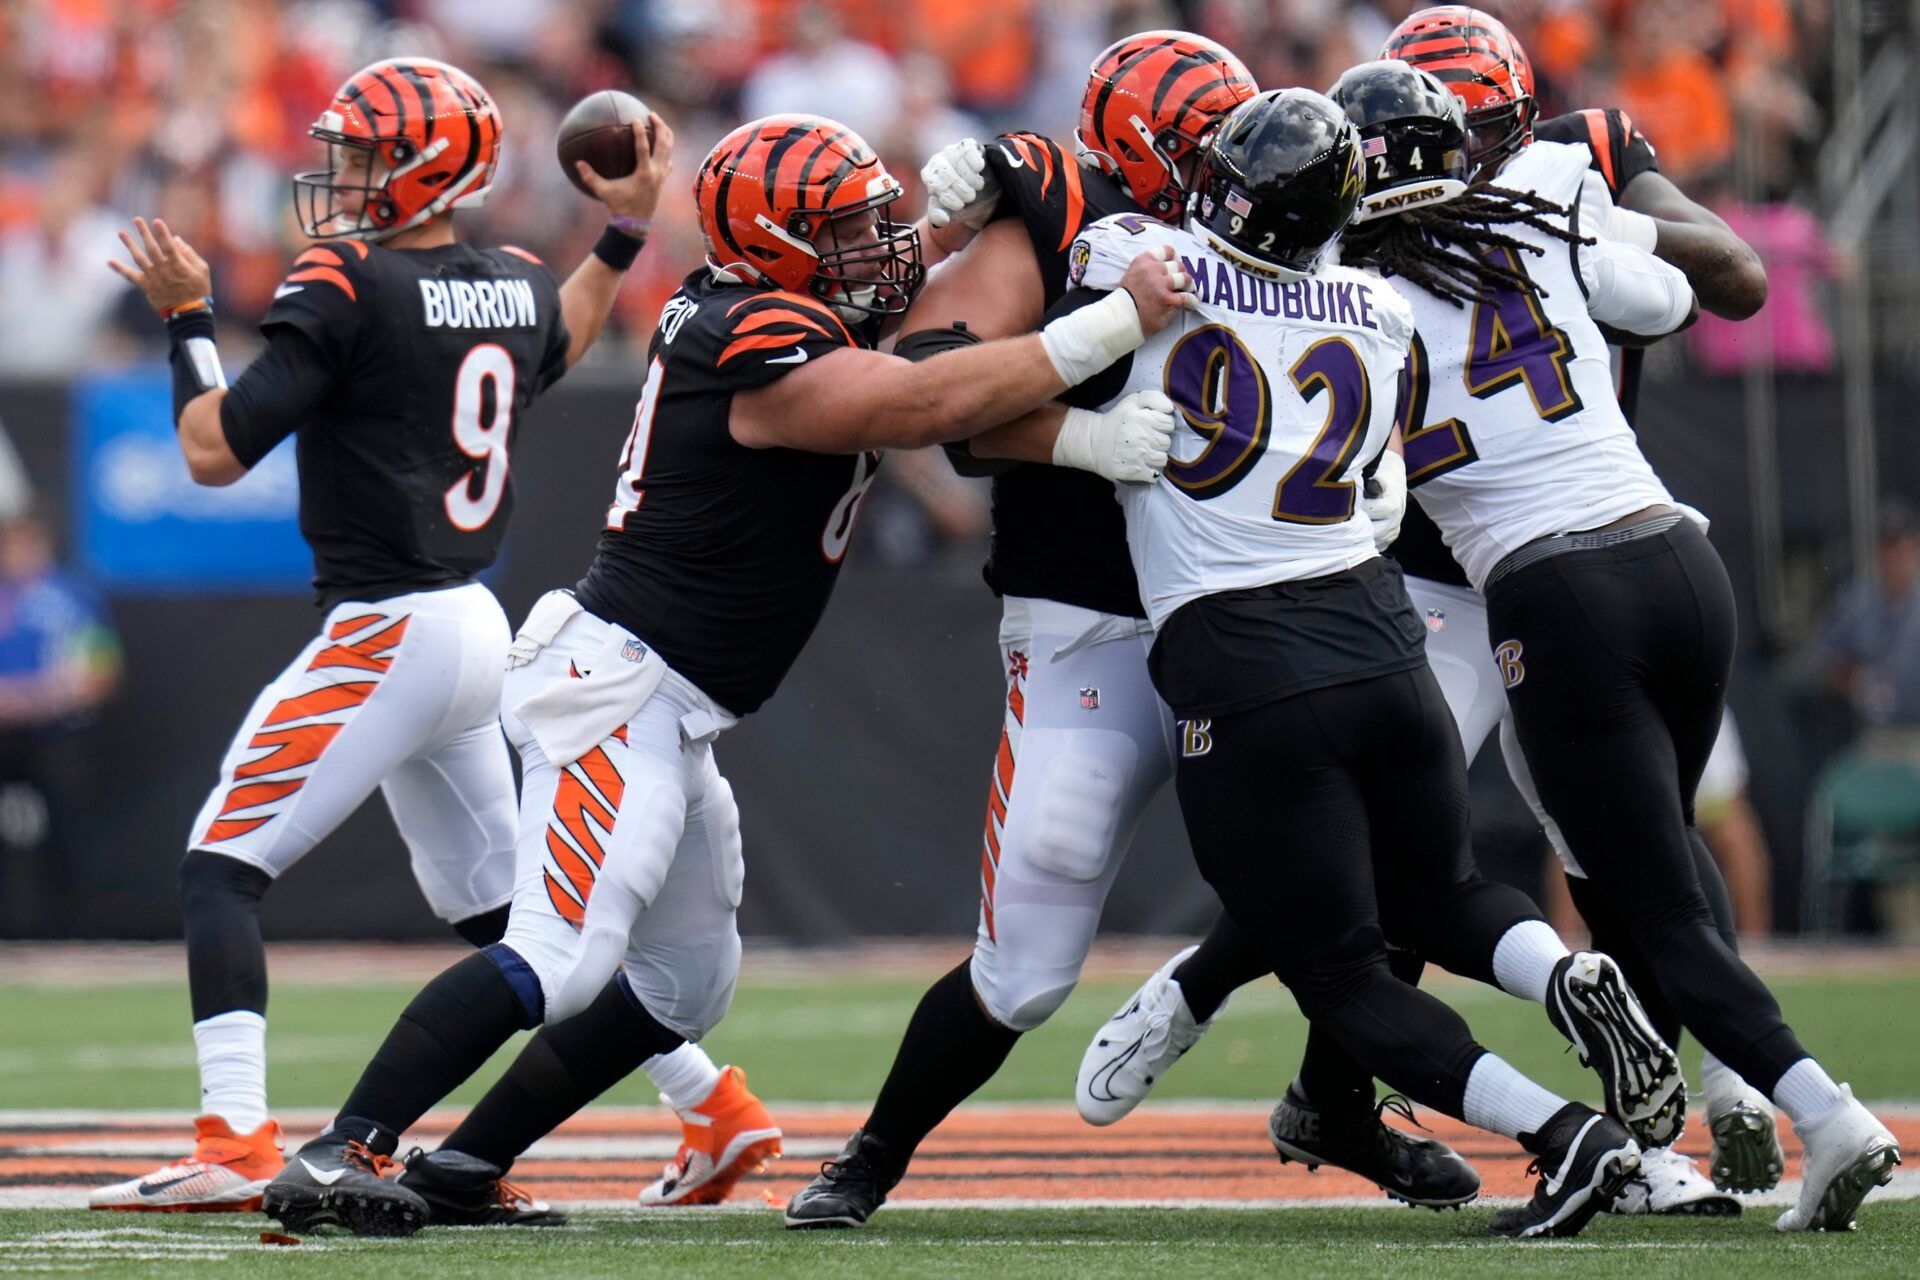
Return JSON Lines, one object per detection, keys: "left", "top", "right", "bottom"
{"left": 1400, "top": 248, "right": 1584, "bottom": 486}
{"left": 1162, "top": 324, "right": 1372, "bottom": 524}
{"left": 445, "top": 344, "right": 516, "bottom": 531}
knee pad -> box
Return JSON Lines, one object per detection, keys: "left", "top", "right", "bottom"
{"left": 1018, "top": 740, "right": 1130, "bottom": 884}
{"left": 701, "top": 777, "right": 745, "bottom": 912}
{"left": 970, "top": 936, "right": 1085, "bottom": 1032}
{"left": 621, "top": 928, "right": 741, "bottom": 1042}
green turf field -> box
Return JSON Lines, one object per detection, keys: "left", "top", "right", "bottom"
{"left": 5, "top": 1204, "right": 1920, "bottom": 1279}
{"left": 4, "top": 956, "right": 1916, "bottom": 1277}
{"left": 3, "top": 965, "right": 1917, "bottom": 1110}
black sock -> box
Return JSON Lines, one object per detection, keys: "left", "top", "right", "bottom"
{"left": 443, "top": 974, "right": 683, "bottom": 1171}
{"left": 179, "top": 850, "right": 273, "bottom": 1022}
{"left": 863, "top": 960, "right": 1020, "bottom": 1161}
{"left": 1294, "top": 946, "right": 1426, "bottom": 1114}
{"left": 452, "top": 904, "right": 511, "bottom": 948}
{"left": 1172, "top": 913, "right": 1270, "bottom": 1023}
{"left": 336, "top": 948, "right": 537, "bottom": 1145}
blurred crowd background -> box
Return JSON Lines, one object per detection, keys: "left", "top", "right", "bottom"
{"left": 0, "top": 0, "right": 1916, "bottom": 945}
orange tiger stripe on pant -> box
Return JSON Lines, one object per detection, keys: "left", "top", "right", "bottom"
{"left": 980, "top": 657, "right": 1027, "bottom": 941}
{"left": 542, "top": 733, "right": 629, "bottom": 928}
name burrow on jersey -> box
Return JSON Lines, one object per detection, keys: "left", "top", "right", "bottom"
{"left": 418, "top": 277, "right": 540, "bottom": 329}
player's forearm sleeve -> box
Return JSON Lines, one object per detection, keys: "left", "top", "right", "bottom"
{"left": 219, "top": 328, "right": 334, "bottom": 468}
{"left": 1579, "top": 238, "right": 1695, "bottom": 336}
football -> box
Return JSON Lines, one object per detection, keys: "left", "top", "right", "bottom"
{"left": 556, "top": 89, "right": 652, "bottom": 196}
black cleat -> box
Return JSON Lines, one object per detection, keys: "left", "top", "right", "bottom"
{"left": 1547, "top": 952, "right": 1686, "bottom": 1147}
{"left": 261, "top": 1119, "right": 429, "bottom": 1238}
{"left": 1490, "top": 1103, "right": 1641, "bottom": 1238}
{"left": 783, "top": 1130, "right": 906, "bottom": 1229}
{"left": 1269, "top": 1087, "right": 1481, "bottom": 1209}
{"left": 398, "top": 1148, "right": 567, "bottom": 1227}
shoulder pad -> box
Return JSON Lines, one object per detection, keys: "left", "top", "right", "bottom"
{"left": 1498, "top": 140, "right": 1589, "bottom": 208}
{"left": 697, "top": 288, "right": 857, "bottom": 389}
{"left": 278, "top": 240, "right": 372, "bottom": 304}
{"left": 1067, "top": 212, "right": 1177, "bottom": 293}
{"left": 1535, "top": 109, "right": 1659, "bottom": 197}
{"left": 985, "top": 132, "right": 1091, "bottom": 254}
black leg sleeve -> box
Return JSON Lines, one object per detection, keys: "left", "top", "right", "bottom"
{"left": 1172, "top": 912, "right": 1271, "bottom": 1023}
{"left": 443, "top": 974, "right": 684, "bottom": 1171}
{"left": 1294, "top": 945, "right": 1426, "bottom": 1113}
{"left": 336, "top": 947, "right": 539, "bottom": 1146}
{"left": 179, "top": 849, "right": 273, "bottom": 1023}
{"left": 863, "top": 960, "right": 1021, "bottom": 1162}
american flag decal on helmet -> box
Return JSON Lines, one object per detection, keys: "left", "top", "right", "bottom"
{"left": 1225, "top": 190, "right": 1253, "bottom": 217}
{"left": 1363, "top": 136, "right": 1388, "bottom": 156}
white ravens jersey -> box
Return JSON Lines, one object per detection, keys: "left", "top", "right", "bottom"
{"left": 1069, "top": 212, "right": 1414, "bottom": 629}
{"left": 1395, "top": 140, "right": 1704, "bottom": 589}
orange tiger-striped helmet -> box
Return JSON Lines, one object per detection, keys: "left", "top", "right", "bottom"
{"left": 694, "top": 114, "right": 923, "bottom": 321}
{"left": 1382, "top": 7, "right": 1536, "bottom": 181}
{"left": 292, "top": 58, "right": 502, "bottom": 242}
{"left": 1075, "top": 31, "right": 1257, "bottom": 221}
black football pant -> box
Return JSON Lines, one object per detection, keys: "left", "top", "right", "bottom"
{"left": 1173, "top": 665, "right": 1542, "bottom": 1119}
{"left": 1486, "top": 518, "right": 1808, "bottom": 1096}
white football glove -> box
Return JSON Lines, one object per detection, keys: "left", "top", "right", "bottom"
{"left": 923, "top": 139, "right": 1000, "bottom": 230}
{"left": 1053, "top": 390, "right": 1175, "bottom": 484}
{"left": 1362, "top": 449, "right": 1408, "bottom": 551}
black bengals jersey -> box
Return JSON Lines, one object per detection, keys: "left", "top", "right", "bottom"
{"left": 229, "top": 239, "right": 569, "bottom": 608}
{"left": 1391, "top": 108, "right": 1661, "bottom": 589}
{"left": 572, "top": 271, "right": 870, "bottom": 716}
{"left": 976, "top": 132, "right": 1146, "bottom": 619}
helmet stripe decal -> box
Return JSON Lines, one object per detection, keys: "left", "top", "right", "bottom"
{"left": 1150, "top": 51, "right": 1226, "bottom": 118}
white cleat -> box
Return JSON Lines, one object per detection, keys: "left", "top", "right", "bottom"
{"left": 89, "top": 1116, "right": 284, "bottom": 1213}
{"left": 1775, "top": 1086, "right": 1901, "bottom": 1232}
{"left": 1076, "top": 945, "right": 1225, "bottom": 1126}
{"left": 1704, "top": 1080, "right": 1784, "bottom": 1192}
{"left": 1608, "top": 1144, "right": 1741, "bottom": 1216}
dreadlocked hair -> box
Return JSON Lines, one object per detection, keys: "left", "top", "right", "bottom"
{"left": 1342, "top": 184, "right": 1594, "bottom": 308}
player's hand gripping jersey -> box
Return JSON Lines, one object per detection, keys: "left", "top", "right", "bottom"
{"left": 1394, "top": 141, "right": 1699, "bottom": 590}
{"left": 974, "top": 133, "right": 1148, "bottom": 617}
{"left": 572, "top": 272, "right": 868, "bottom": 716}
{"left": 232, "top": 240, "right": 570, "bottom": 606}
{"left": 1067, "top": 213, "right": 1414, "bottom": 629}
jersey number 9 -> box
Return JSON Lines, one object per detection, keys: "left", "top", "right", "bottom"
{"left": 1163, "top": 325, "right": 1372, "bottom": 524}
{"left": 444, "top": 343, "right": 516, "bottom": 532}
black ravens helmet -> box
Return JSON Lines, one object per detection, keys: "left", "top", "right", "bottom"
{"left": 1329, "top": 60, "right": 1469, "bottom": 222}
{"left": 1187, "top": 88, "right": 1364, "bottom": 280}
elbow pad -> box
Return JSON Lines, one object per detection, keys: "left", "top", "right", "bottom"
{"left": 1582, "top": 240, "right": 1694, "bottom": 337}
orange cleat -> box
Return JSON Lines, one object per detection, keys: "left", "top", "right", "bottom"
{"left": 90, "top": 1115, "right": 285, "bottom": 1212}
{"left": 637, "top": 1066, "right": 782, "bottom": 1206}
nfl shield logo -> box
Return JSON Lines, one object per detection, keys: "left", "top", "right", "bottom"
{"left": 1079, "top": 687, "right": 1100, "bottom": 710}
{"left": 1425, "top": 609, "right": 1446, "bottom": 633}
{"left": 621, "top": 638, "right": 650, "bottom": 663}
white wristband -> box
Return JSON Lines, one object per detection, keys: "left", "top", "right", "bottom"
{"left": 1051, "top": 407, "right": 1103, "bottom": 474}
{"left": 1039, "top": 290, "right": 1145, "bottom": 387}
{"left": 1605, "top": 205, "right": 1660, "bottom": 254}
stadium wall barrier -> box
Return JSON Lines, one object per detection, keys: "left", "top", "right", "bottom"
{"left": 0, "top": 365, "right": 1913, "bottom": 940}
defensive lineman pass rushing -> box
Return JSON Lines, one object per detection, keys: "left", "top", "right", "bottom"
{"left": 256, "top": 112, "right": 1194, "bottom": 1237}
{"left": 1061, "top": 88, "right": 1676, "bottom": 1239}
{"left": 1085, "top": 9, "right": 1785, "bottom": 1217}
{"left": 1091, "top": 7, "right": 1904, "bottom": 1235}
{"left": 92, "top": 58, "right": 672, "bottom": 1214}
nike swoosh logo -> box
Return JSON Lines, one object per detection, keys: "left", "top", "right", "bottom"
{"left": 767, "top": 348, "right": 809, "bottom": 365}
{"left": 273, "top": 284, "right": 304, "bottom": 299}
{"left": 300, "top": 1158, "right": 347, "bottom": 1186}
{"left": 139, "top": 1171, "right": 203, "bottom": 1195}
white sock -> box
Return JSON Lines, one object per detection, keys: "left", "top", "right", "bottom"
{"left": 1771, "top": 1057, "right": 1845, "bottom": 1124}
{"left": 1699, "top": 1050, "right": 1757, "bottom": 1108}
{"left": 193, "top": 1011, "right": 268, "bottom": 1134}
{"left": 1462, "top": 1052, "right": 1568, "bottom": 1140}
{"left": 1491, "top": 920, "right": 1569, "bottom": 1006}
{"left": 646, "top": 1041, "right": 723, "bottom": 1113}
